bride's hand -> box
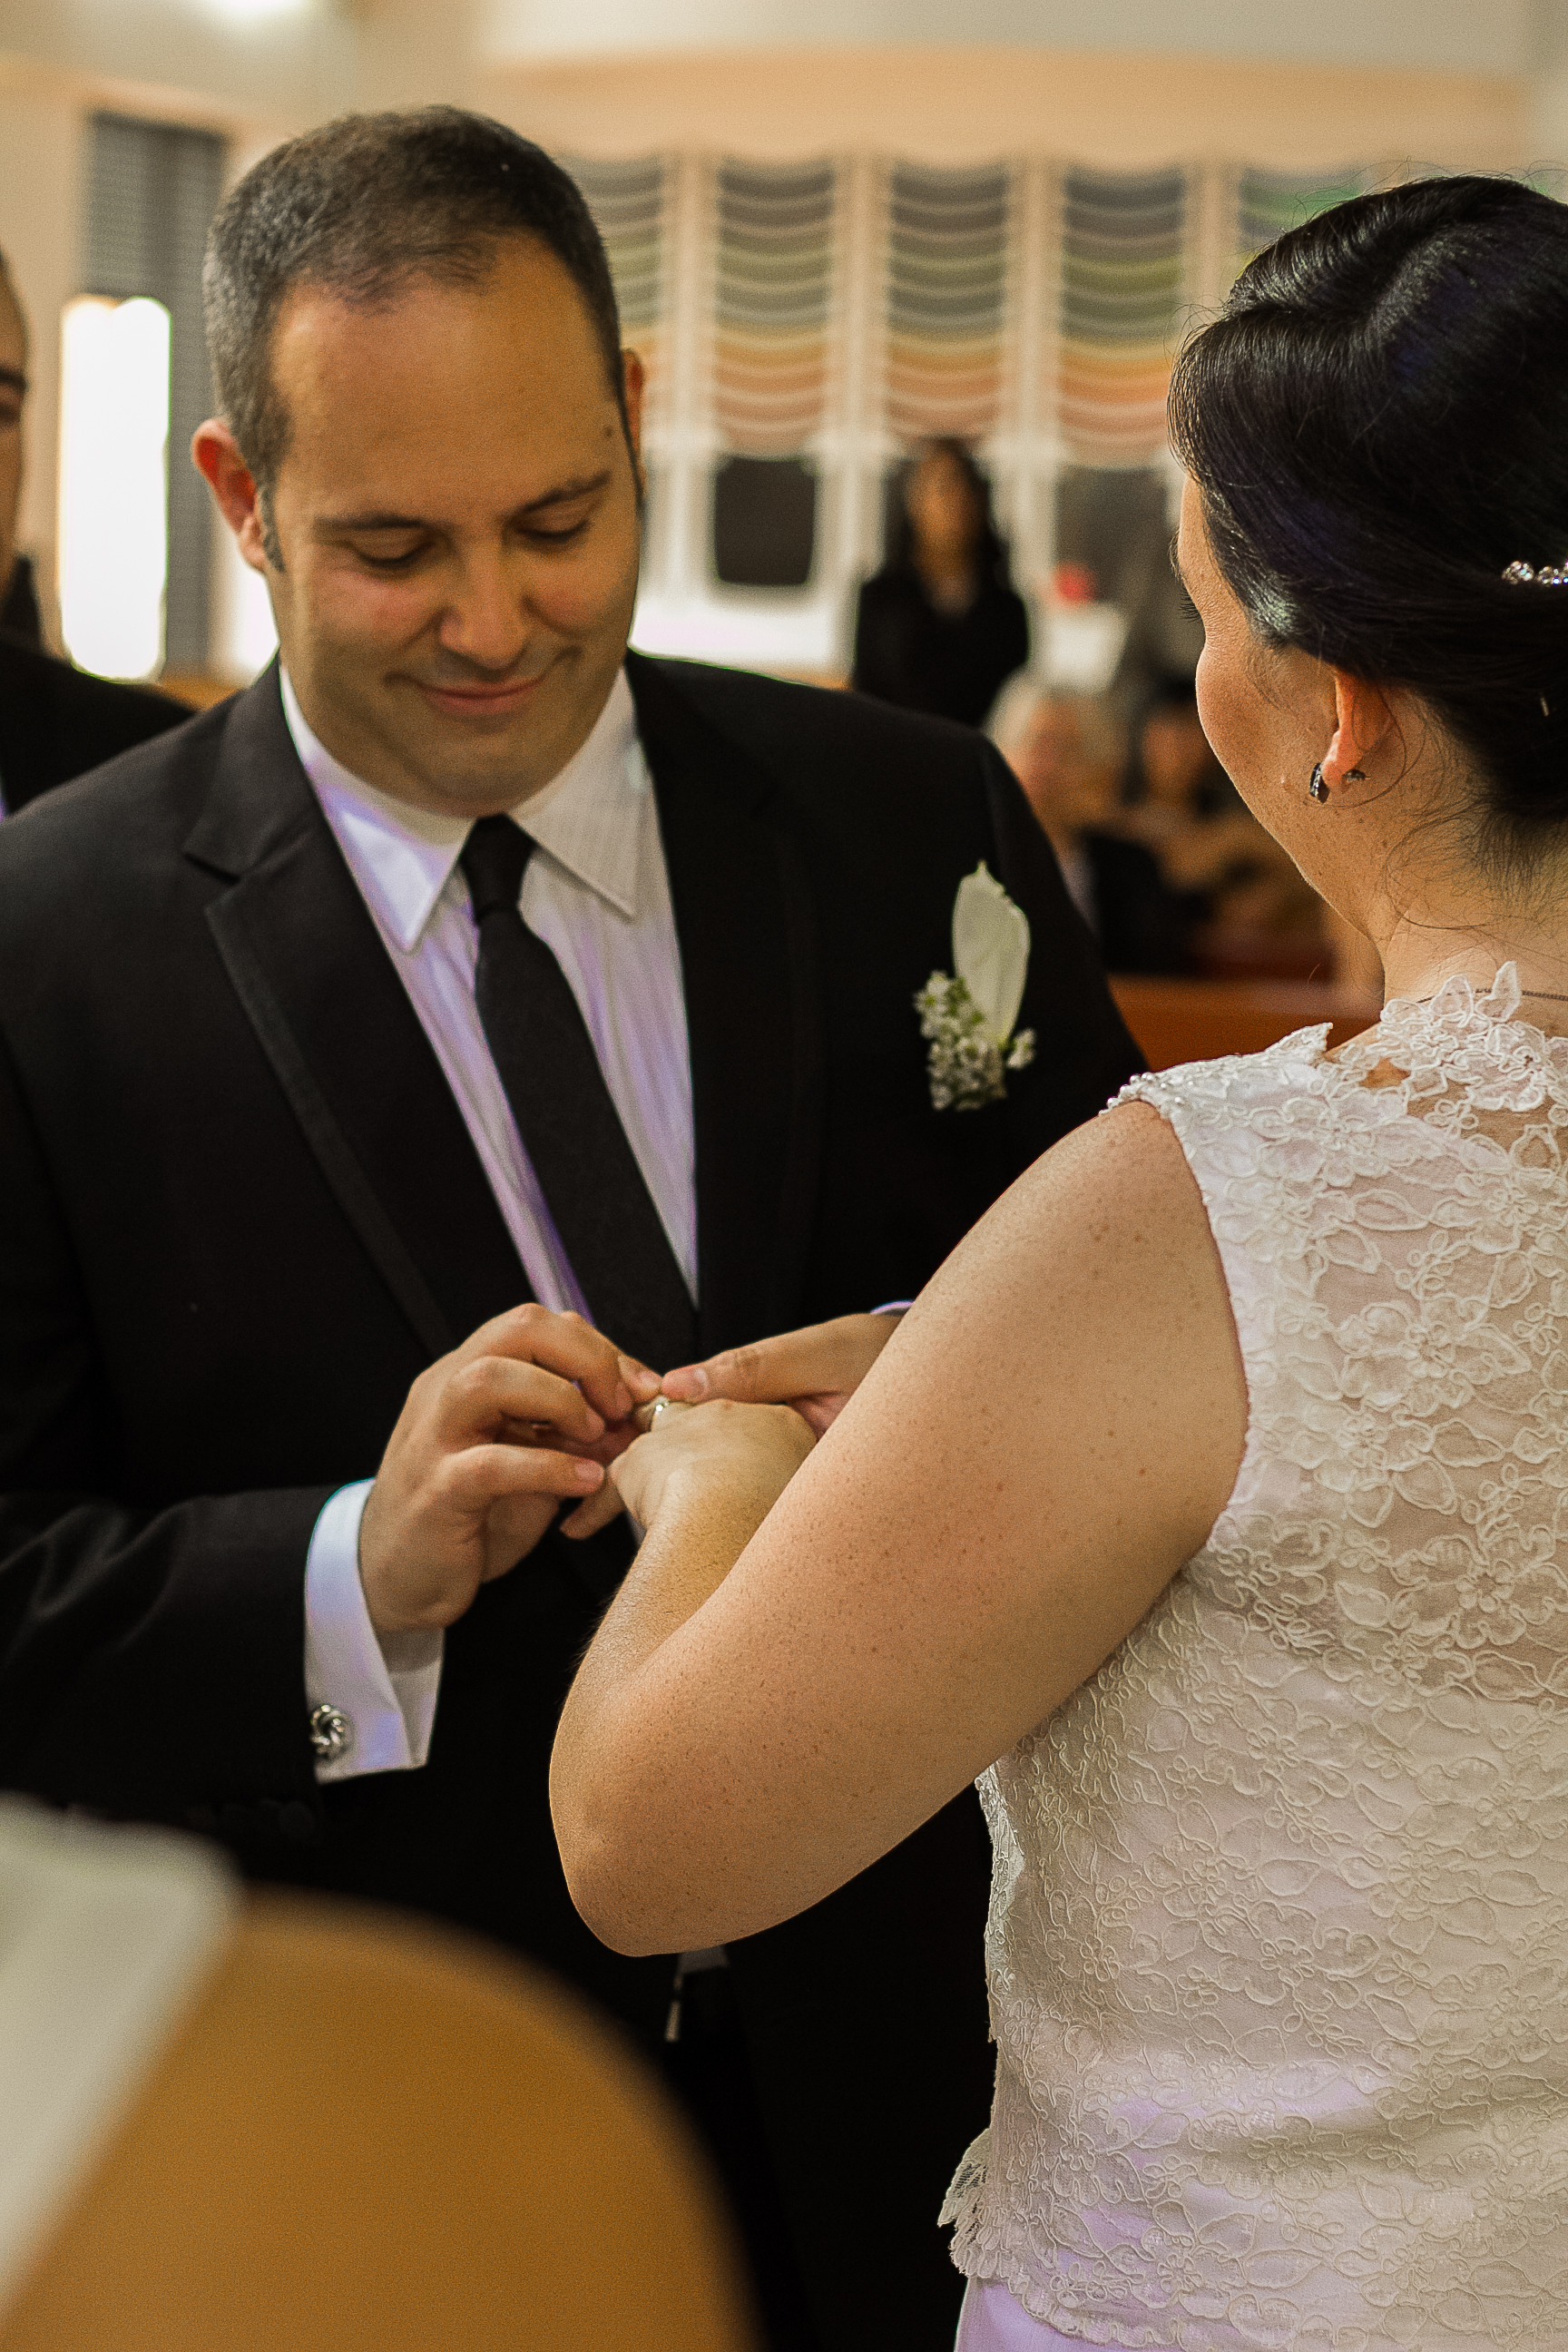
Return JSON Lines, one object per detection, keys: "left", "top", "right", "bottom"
{"left": 658, "top": 1311, "right": 903, "bottom": 1435}
{"left": 610, "top": 1398, "right": 816, "bottom": 1534}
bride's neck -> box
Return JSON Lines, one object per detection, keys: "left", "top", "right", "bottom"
{"left": 1379, "top": 900, "right": 1568, "bottom": 1025}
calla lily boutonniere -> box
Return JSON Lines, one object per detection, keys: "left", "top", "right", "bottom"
{"left": 916, "top": 863, "right": 1036, "bottom": 1112}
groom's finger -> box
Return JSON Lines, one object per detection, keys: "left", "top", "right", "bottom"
{"left": 451, "top": 1304, "right": 660, "bottom": 1423}
{"left": 560, "top": 1477, "right": 629, "bottom": 1541}
{"left": 435, "top": 1355, "right": 606, "bottom": 1448}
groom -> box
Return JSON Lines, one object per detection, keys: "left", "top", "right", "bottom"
{"left": 0, "top": 112, "right": 1140, "bottom": 2349}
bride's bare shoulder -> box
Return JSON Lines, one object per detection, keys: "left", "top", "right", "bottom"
{"left": 913, "top": 1089, "right": 1243, "bottom": 1486}
{"left": 984, "top": 1093, "right": 1216, "bottom": 1269}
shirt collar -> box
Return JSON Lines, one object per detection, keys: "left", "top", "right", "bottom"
{"left": 281, "top": 668, "right": 646, "bottom": 953}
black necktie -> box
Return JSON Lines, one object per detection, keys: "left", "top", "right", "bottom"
{"left": 459, "top": 814, "right": 698, "bottom": 1374}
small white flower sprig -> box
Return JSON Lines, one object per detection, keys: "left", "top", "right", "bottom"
{"left": 916, "top": 863, "right": 1036, "bottom": 1112}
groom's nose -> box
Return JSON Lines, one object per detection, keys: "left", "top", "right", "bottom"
{"left": 436, "top": 542, "right": 535, "bottom": 675}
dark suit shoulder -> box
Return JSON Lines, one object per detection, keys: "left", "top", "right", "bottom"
{"left": 634, "top": 653, "right": 993, "bottom": 808}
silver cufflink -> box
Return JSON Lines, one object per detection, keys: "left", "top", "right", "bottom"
{"left": 309, "top": 1702, "right": 354, "bottom": 1762}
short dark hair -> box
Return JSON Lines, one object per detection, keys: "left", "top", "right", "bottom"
{"left": 203, "top": 108, "right": 625, "bottom": 510}
{"left": 1168, "top": 174, "right": 1568, "bottom": 888}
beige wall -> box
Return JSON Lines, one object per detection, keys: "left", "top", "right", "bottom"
{"left": 485, "top": 48, "right": 1530, "bottom": 168}
{"left": 0, "top": 0, "right": 354, "bottom": 131}
{"left": 480, "top": 0, "right": 1536, "bottom": 73}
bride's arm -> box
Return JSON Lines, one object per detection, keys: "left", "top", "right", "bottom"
{"left": 550, "top": 1101, "right": 1247, "bottom": 1957}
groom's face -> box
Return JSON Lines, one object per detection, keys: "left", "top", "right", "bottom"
{"left": 260, "top": 238, "right": 643, "bottom": 815}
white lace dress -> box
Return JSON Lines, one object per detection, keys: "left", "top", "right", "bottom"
{"left": 944, "top": 972, "right": 1568, "bottom": 2352}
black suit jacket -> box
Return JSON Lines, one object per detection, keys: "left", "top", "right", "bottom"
{"left": 0, "top": 653, "right": 1141, "bottom": 2347}
{"left": 0, "top": 629, "right": 188, "bottom": 813}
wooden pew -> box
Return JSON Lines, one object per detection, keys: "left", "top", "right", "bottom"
{"left": 1112, "top": 974, "right": 1379, "bottom": 1073}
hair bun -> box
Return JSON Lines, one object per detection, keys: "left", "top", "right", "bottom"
{"left": 1169, "top": 173, "right": 1568, "bottom": 874}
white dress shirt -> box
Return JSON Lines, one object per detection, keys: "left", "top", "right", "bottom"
{"left": 287, "top": 670, "right": 695, "bottom": 1782}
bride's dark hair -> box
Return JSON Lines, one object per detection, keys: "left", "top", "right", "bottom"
{"left": 1168, "top": 174, "right": 1568, "bottom": 881}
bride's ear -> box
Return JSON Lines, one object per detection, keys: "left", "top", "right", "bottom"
{"left": 1325, "top": 670, "right": 1394, "bottom": 788}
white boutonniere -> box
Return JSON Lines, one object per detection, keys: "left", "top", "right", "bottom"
{"left": 916, "top": 863, "right": 1036, "bottom": 1112}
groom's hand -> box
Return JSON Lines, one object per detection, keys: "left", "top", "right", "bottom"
{"left": 359, "top": 1305, "right": 662, "bottom": 1635}
{"left": 659, "top": 1311, "right": 903, "bottom": 1436}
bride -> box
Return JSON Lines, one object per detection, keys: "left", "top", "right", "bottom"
{"left": 552, "top": 173, "right": 1568, "bottom": 2351}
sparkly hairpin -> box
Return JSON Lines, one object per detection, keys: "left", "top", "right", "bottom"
{"left": 1504, "top": 559, "right": 1568, "bottom": 584}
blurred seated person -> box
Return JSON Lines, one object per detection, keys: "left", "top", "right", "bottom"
{"left": 0, "top": 247, "right": 188, "bottom": 816}
{"left": 990, "top": 675, "right": 1191, "bottom": 974}
{"left": 851, "top": 437, "right": 1028, "bottom": 727}
{"left": 1123, "top": 677, "right": 1320, "bottom": 937}
{"left": 0, "top": 1798, "right": 752, "bottom": 2352}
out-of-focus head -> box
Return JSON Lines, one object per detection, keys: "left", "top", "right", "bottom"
{"left": 900, "top": 437, "right": 992, "bottom": 570}
{"left": 1169, "top": 173, "right": 1568, "bottom": 900}
{"left": 1140, "top": 681, "right": 1218, "bottom": 810}
{"left": 195, "top": 108, "right": 642, "bottom": 815}
{"left": 991, "top": 675, "right": 1122, "bottom": 839}
{"left": 0, "top": 253, "right": 28, "bottom": 610}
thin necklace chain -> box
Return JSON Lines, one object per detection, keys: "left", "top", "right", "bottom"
{"left": 1403, "top": 985, "right": 1568, "bottom": 1006}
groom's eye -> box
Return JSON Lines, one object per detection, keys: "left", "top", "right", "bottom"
{"left": 517, "top": 501, "right": 596, "bottom": 548}
{"left": 349, "top": 535, "right": 430, "bottom": 571}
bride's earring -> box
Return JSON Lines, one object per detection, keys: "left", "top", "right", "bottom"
{"left": 1308, "top": 763, "right": 1330, "bottom": 804}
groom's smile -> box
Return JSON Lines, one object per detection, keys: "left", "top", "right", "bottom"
{"left": 408, "top": 653, "right": 565, "bottom": 727}
{"left": 196, "top": 237, "right": 646, "bottom": 818}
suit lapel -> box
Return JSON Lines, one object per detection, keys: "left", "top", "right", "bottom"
{"left": 627, "top": 652, "right": 824, "bottom": 1351}
{"left": 184, "top": 666, "right": 531, "bottom": 1358}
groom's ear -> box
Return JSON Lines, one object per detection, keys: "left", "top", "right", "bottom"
{"left": 192, "top": 418, "right": 273, "bottom": 575}
{"left": 621, "top": 349, "right": 646, "bottom": 501}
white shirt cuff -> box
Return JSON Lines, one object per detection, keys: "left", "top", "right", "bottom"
{"left": 870, "top": 1300, "right": 913, "bottom": 1316}
{"left": 303, "top": 1481, "right": 444, "bottom": 1783}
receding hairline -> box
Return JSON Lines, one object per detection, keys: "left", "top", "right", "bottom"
{"left": 269, "top": 227, "right": 615, "bottom": 352}
{"left": 238, "top": 228, "right": 631, "bottom": 495}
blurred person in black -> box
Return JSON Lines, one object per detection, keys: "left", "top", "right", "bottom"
{"left": 1123, "top": 677, "right": 1298, "bottom": 912}
{"left": 991, "top": 675, "right": 1191, "bottom": 974}
{"left": 851, "top": 437, "right": 1028, "bottom": 726}
{"left": 0, "top": 247, "right": 187, "bottom": 815}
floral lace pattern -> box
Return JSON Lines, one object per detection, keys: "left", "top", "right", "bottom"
{"left": 943, "top": 970, "right": 1568, "bottom": 2351}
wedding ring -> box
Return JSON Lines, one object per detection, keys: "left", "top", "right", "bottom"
{"left": 649, "top": 1397, "right": 690, "bottom": 1427}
